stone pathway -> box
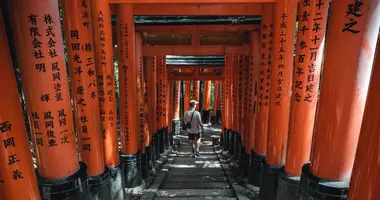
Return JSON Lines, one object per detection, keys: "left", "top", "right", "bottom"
{"left": 142, "top": 125, "right": 240, "bottom": 200}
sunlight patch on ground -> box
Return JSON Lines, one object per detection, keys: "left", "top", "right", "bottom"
{"left": 169, "top": 164, "right": 222, "bottom": 168}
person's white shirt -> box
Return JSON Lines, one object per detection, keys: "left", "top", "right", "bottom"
{"left": 184, "top": 108, "right": 202, "bottom": 134}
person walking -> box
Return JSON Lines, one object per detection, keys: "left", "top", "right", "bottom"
{"left": 184, "top": 100, "right": 205, "bottom": 157}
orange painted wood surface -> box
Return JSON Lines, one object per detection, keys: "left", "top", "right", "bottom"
{"left": 266, "top": 0, "right": 297, "bottom": 166}
{"left": 212, "top": 82, "right": 220, "bottom": 116}
{"left": 203, "top": 71, "right": 212, "bottom": 110}
{"left": 117, "top": 4, "right": 139, "bottom": 155}
{"left": 130, "top": 3, "right": 262, "bottom": 16}
{"left": 91, "top": 0, "right": 120, "bottom": 168}
{"left": 246, "top": 32, "right": 260, "bottom": 153}
{"left": 310, "top": 0, "right": 380, "bottom": 181}
{"left": 109, "top": 0, "right": 276, "bottom": 3}
{"left": 348, "top": 39, "right": 380, "bottom": 200}
{"left": 136, "top": 33, "right": 150, "bottom": 151}
{"left": 254, "top": 3, "right": 273, "bottom": 156}
{"left": 147, "top": 56, "right": 157, "bottom": 133}
{"left": 223, "top": 55, "right": 233, "bottom": 130}
{"left": 285, "top": 0, "right": 328, "bottom": 177}
{"left": 62, "top": 0, "right": 105, "bottom": 176}
{"left": 173, "top": 81, "right": 181, "bottom": 120}
{"left": 0, "top": 10, "right": 41, "bottom": 199}
{"left": 9, "top": 0, "right": 80, "bottom": 179}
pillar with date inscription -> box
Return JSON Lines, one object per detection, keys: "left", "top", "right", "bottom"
{"left": 259, "top": 1, "right": 297, "bottom": 199}
{"left": 300, "top": 1, "right": 380, "bottom": 199}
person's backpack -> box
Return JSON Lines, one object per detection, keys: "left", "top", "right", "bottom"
{"left": 182, "top": 111, "right": 195, "bottom": 131}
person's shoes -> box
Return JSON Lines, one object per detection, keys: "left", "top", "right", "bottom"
{"left": 195, "top": 151, "right": 200, "bottom": 157}
{"left": 191, "top": 154, "right": 195, "bottom": 158}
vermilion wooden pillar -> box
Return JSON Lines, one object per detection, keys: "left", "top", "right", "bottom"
{"left": 168, "top": 81, "right": 173, "bottom": 134}
{"left": 91, "top": 1, "right": 123, "bottom": 193}
{"left": 156, "top": 57, "right": 163, "bottom": 131}
{"left": 224, "top": 55, "right": 233, "bottom": 153}
{"left": 203, "top": 74, "right": 211, "bottom": 110}
{"left": 8, "top": 0, "right": 89, "bottom": 197}
{"left": 260, "top": 1, "right": 297, "bottom": 199}
{"left": 203, "top": 70, "right": 212, "bottom": 124}
{"left": 62, "top": 0, "right": 105, "bottom": 178}
{"left": 254, "top": 3, "right": 273, "bottom": 159}
{"left": 147, "top": 56, "right": 157, "bottom": 135}
{"left": 220, "top": 82, "right": 224, "bottom": 125}
{"left": 90, "top": 0, "right": 119, "bottom": 172}
{"left": 240, "top": 54, "right": 250, "bottom": 177}
{"left": 136, "top": 33, "right": 149, "bottom": 152}
{"left": 285, "top": 0, "right": 328, "bottom": 177}
{"left": 136, "top": 32, "right": 151, "bottom": 179}
{"left": 163, "top": 57, "right": 170, "bottom": 150}
{"left": 184, "top": 69, "right": 191, "bottom": 112}
{"left": 211, "top": 82, "right": 220, "bottom": 124}
{"left": 142, "top": 56, "right": 155, "bottom": 174}
{"left": 232, "top": 56, "right": 239, "bottom": 134}
{"left": 348, "top": 39, "right": 380, "bottom": 200}
{"left": 116, "top": 4, "right": 142, "bottom": 188}
{"left": 277, "top": 1, "right": 328, "bottom": 199}
{"left": 301, "top": 0, "right": 380, "bottom": 199}
{"left": 156, "top": 56, "right": 166, "bottom": 153}
{"left": 192, "top": 80, "right": 200, "bottom": 111}
{"left": 247, "top": 31, "right": 260, "bottom": 153}
{"left": 173, "top": 81, "right": 180, "bottom": 120}
{"left": 238, "top": 55, "right": 245, "bottom": 147}
{"left": 250, "top": 3, "right": 273, "bottom": 188}
{"left": 147, "top": 56, "right": 160, "bottom": 160}
{"left": 172, "top": 80, "right": 181, "bottom": 136}
{"left": 231, "top": 55, "right": 242, "bottom": 160}
{"left": 0, "top": 10, "right": 40, "bottom": 200}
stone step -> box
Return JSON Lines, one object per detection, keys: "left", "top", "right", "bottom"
{"left": 173, "top": 160, "right": 221, "bottom": 164}
{"left": 160, "top": 182, "right": 231, "bottom": 189}
{"left": 180, "top": 146, "right": 214, "bottom": 150}
{"left": 170, "top": 168, "right": 223, "bottom": 172}
{"left": 165, "top": 175, "right": 228, "bottom": 182}
{"left": 175, "top": 154, "right": 218, "bottom": 159}
{"left": 174, "top": 157, "right": 219, "bottom": 161}
{"left": 168, "top": 170, "right": 226, "bottom": 176}
{"left": 169, "top": 164, "right": 222, "bottom": 169}
{"left": 156, "top": 189, "right": 235, "bottom": 197}
{"left": 177, "top": 151, "right": 217, "bottom": 156}
{"left": 155, "top": 197, "right": 236, "bottom": 200}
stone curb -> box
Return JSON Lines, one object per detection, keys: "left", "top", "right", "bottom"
{"left": 214, "top": 146, "right": 250, "bottom": 200}
{"left": 140, "top": 148, "right": 177, "bottom": 200}
{"left": 220, "top": 149, "right": 260, "bottom": 200}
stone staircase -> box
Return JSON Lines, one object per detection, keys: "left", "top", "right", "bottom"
{"left": 142, "top": 126, "right": 239, "bottom": 200}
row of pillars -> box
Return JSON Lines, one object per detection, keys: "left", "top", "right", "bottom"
{"left": 221, "top": 0, "right": 380, "bottom": 200}
{"left": 0, "top": 1, "right": 187, "bottom": 199}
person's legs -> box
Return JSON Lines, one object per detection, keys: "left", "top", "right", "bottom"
{"left": 188, "top": 133, "right": 197, "bottom": 157}
{"left": 192, "top": 140, "right": 197, "bottom": 157}
{"left": 195, "top": 133, "right": 201, "bottom": 156}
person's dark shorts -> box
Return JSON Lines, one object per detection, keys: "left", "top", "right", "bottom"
{"left": 188, "top": 133, "right": 201, "bottom": 141}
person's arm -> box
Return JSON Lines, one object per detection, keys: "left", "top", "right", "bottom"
{"left": 184, "top": 111, "right": 188, "bottom": 123}
{"left": 197, "top": 112, "right": 204, "bottom": 132}
{"left": 200, "top": 123, "right": 204, "bottom": 132}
